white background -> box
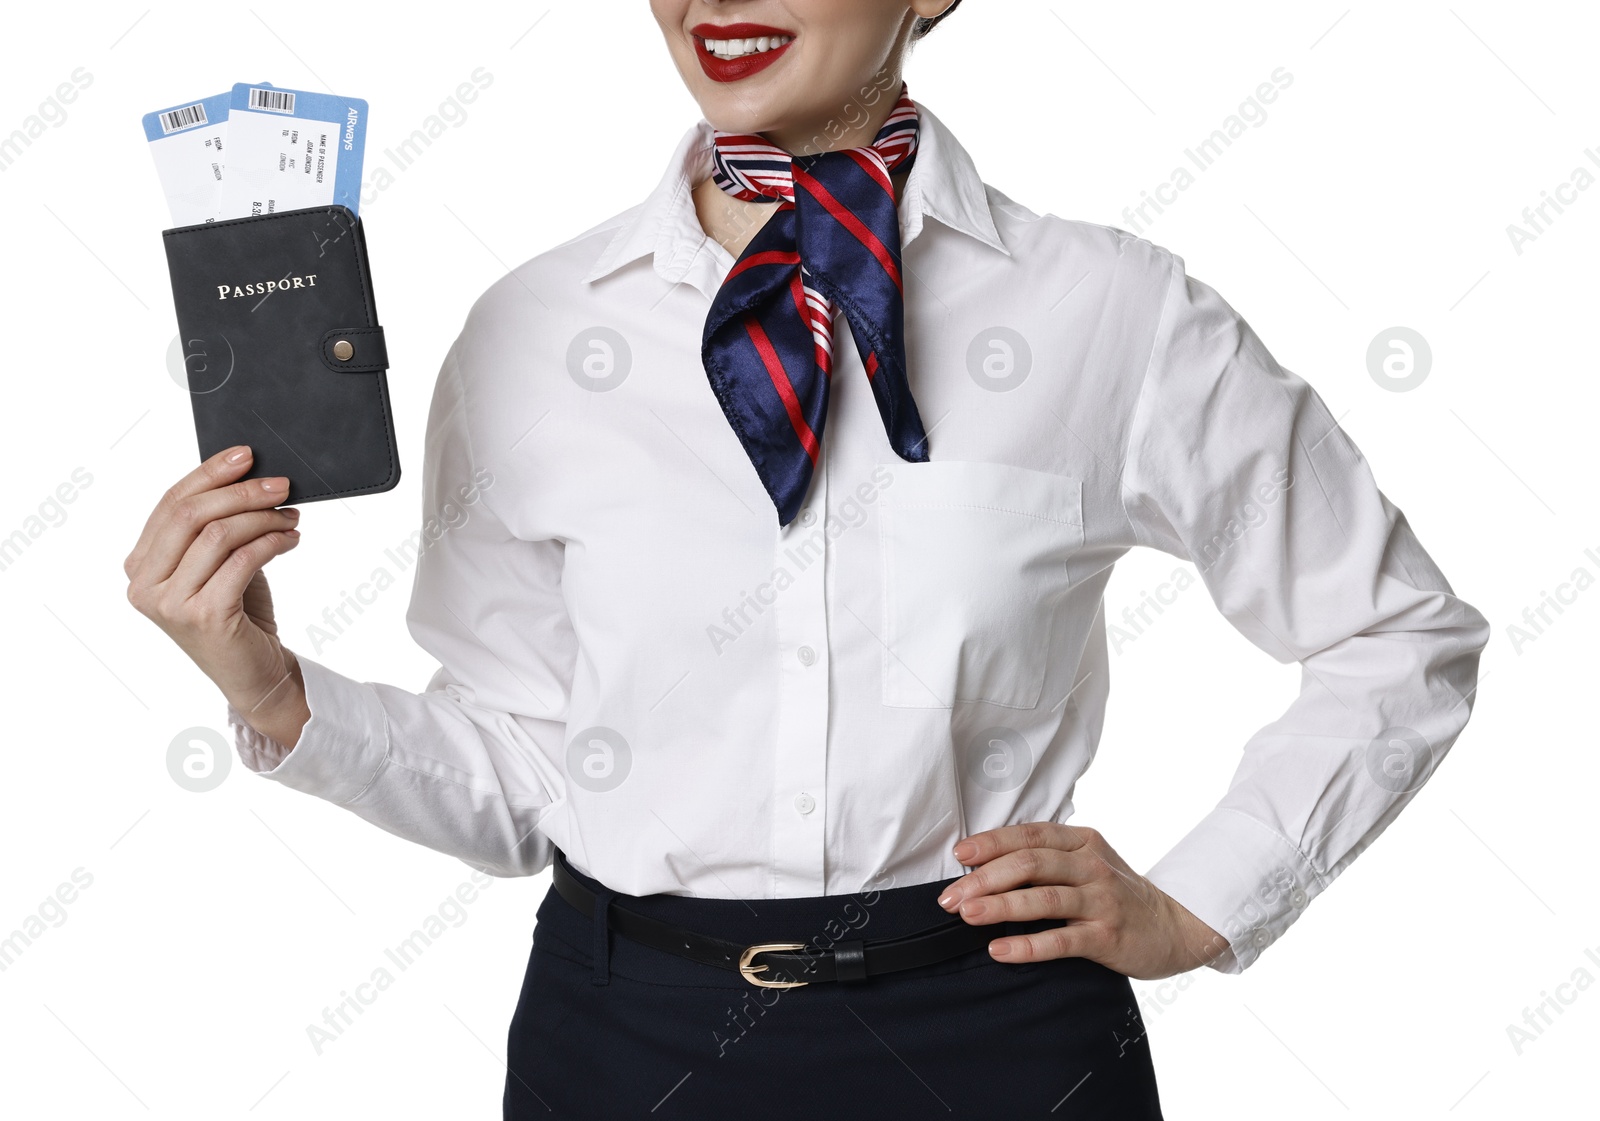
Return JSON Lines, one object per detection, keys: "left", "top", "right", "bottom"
{"left": 1, "top": 1, "right": 1594, "bottom": 1116}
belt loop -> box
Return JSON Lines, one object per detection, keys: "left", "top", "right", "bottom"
{"left": 591, "top": 885, "right": 618, "bottom": 986}
{"left": 833, "top": 940, "right": 867, "bottom": 983}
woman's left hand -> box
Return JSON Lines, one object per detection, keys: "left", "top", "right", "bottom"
{"left": 939, "top": 821, "right": 1228, "bottom": 980}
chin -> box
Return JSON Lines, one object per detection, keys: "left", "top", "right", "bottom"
{"left": 695, "top": 95, "right": 784, "bottom": 136}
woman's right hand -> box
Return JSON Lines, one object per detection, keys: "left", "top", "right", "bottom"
{"left": 125, "top": 445, "right": 310, "bottom": 749}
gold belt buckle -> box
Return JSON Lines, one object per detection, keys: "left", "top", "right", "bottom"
{"left": 738, "top": 942, "right": 810, "bottom": 989}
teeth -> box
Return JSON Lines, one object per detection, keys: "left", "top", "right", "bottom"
{"left": 703, "top": 34, "right": 792, "bottom": 59}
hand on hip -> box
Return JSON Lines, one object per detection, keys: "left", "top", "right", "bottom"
{"left": 939, "top": 821, "right": 1227, "bottom": 980}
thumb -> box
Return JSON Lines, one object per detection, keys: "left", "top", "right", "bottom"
{"left": 241, "top": 569, "right": 280, "bottom": 637}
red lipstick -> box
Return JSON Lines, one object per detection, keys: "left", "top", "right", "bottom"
{"left": 689, "top": 22, "right": 795, "bottom": 83}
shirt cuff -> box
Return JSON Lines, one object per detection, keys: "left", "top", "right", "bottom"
{"left": 226, "top": 654, "right": 391, "bottom": 805}
{"left": 1143, "top": 808, "right": 1326, "bottom": 974}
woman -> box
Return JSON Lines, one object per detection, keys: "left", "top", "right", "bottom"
{"left": 125, "top": 2, "right": 1490, "bottom": 1116}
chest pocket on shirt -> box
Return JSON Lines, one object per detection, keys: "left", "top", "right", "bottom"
{"left": 878, "top": 460, "right": 1084, "bottom": 709}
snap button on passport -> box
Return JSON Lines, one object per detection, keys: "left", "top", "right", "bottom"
{"left": 317, "top": 326, "right": 388, "bottom": 373}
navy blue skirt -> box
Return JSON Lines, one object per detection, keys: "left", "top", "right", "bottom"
{"left": 504, "top": 851, "right": 1164, "bottom": 1119}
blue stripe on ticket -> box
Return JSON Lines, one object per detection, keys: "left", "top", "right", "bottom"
{"left": 141, "top": 91, "right": 231, "bottom": 142}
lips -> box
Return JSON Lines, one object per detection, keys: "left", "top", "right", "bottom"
{"left": 689, "top": 22, "right": 795, "bottom": 83}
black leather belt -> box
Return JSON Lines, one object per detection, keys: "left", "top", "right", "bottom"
{"left": 552, "top": 853, "right": 1007, "bottom": 988}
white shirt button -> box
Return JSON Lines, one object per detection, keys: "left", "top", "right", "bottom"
{"left": 797, "top": 645, "right": 816, "bottom": 666}
{"left": 794, "top": 792, "right": 816, "bottom": 814}
{"left": 799, "top": 509, "right": 816, "bottom": 527}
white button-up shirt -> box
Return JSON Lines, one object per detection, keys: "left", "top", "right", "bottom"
{"left": 229, "top": 102, "right": 1490, "bottom": 973}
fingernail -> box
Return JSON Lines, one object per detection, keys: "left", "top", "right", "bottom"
{"left": 937, "top": 891, "right": 957, "bottom": 910}
{"left": 261, "top": 478, "right": 284, "bottom": 492}
{"left": 283, "top": 508, "right": 300, "bottom": 519}
{"left": 989, "top": 940, "right": 1013, "bottom": 958}
{"left": 226, "top": 446, "right": 250, "bottom": 463}
{"left": 961, "top": 899, "right": 987, "bottom": 919}
{"left": 952, "top": 841, "right": 975, "bottom": 862}
{"left": 284, "top": 528, "right": 300, "bottom": 538}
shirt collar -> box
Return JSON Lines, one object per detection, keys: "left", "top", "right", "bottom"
{"left": 580, "top": 99, "right": 1011, "bottom": 289}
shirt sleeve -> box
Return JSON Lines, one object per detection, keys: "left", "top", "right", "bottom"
{"left": 227, "top": 340, "right": 575, "bottom": 877}
{"left": 1119, "top": 250, "right": 1491, "bottom": 973}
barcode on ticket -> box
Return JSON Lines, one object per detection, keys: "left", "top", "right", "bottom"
{"left": 247, "top": 87, "right": 296, "bottom": 114}
{"left": 158, "top": 103, "right": 208, "bottom": 133}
